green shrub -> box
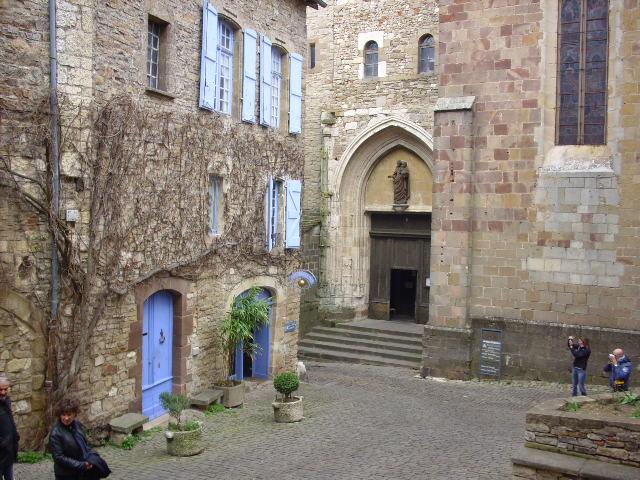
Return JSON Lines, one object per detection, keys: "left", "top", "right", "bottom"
{"left": 205, "top": 403, "right": 226, "bottom": 416}
{"left": 183, "top": 420, "right": 201, "bottom": 431}
{"left": 17, "top": 451, "right": 51, "bottom": 464}
{"left": 620, "top": 391, "right": 639, "bottom": 406}
{"left": 159, "top": 392, "right": 191, "bottom": 431}
{"left": 120, "top": 435, "right": 137, "bottom": 450}
{"left": 565, "top": 400, "right": 581, "bottom": 412}
{"left": 274, "top": 372, "right": 299, "bottom": 400}
{"left": 632, "top": 408, "right": 640, "bottom": 419}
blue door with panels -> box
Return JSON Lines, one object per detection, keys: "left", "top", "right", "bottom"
{"left": 142, "top": 291, "right": 174, "bottom": 419}
{"left": 234, "top": 288, "right": 272, "bottom": 380}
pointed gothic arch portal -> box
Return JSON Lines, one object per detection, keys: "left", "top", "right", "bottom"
{"left": 327, "top": 118, "right": 434, "bottom": 323}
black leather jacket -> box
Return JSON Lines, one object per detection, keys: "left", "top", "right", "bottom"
{"left": 0, "top": 398, "right": 19, "bottom": 469}
{"left": 49, "top": 420, "right": 93, "bottom": 477}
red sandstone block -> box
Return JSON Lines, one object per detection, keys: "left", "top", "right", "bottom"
{"left": 494, "top": 149, "right": 510, "bottom": 160}
{"left": 488, "top": 221, "right": 504, "bottom": 232}
{"left": 501, "top": 25, "right": 512, "bottom": 36}
{"left": 495, "top": 59, "right": 511, "bottom": 70}
{"left": 494, "top": 124, "right": 508, "bottom": 135}
{"left": 495, "top": 183, "right": 512, "bottom": 194}
{"left": 522, "top": 98, "right": 538, "bottom": 108}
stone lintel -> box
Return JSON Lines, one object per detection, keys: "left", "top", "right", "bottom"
{"left": 434, "top": 96, "right": 476, "bottom": 112}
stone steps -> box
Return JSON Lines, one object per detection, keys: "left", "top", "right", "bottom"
{"left": 298, "top": 321, "right": 423, "bottom": 369}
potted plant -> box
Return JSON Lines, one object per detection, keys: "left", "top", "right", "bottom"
{"left": 160, "top": 392, "right": 204, "bottom": 456}
{"left": 272, "top": 371, "right": 303, "bottom": 423}
{"left": 217, "top": 287, "right": 270, "bottom": 407}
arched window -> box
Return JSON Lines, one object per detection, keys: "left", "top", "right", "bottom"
{"left": 557, "top": 0, "right": 608, "bottom": 145}
{"left": 419, "top": 35, "right": 435, "bottom": 74}
{"left": 216, "top": 19, "right": 234, "bottom": 115}
{"left": 364, "top": 41, "right": 378, "bottom": 78}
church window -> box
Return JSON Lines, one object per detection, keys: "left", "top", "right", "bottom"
{"left": 364, "top": 41, "right": 378, "bottom": 78}
{"left": 418, "top": 34, "right": 435, "bottom": 74}
{"left": 557, "top": 0, "right": 608, "bottom": 145}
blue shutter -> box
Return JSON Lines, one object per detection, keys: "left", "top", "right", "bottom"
{"left": 266, "top": 177, "right": 274, "bottom": 251}
{"left": 285, "top": 179, "right": 302, "bottom": 248}
{"left": 199, "top": 1, "right": 218, "bottom": 110}
{"left": 260, "top": 35, "right": 273, "bottom": 127}
{"left": 289, "top": 53, "right": 303, "bottom": 134}
{"left": 242, "top": 29, "right": 257, "bottom": 123}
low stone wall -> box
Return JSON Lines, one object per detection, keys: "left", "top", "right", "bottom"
{"left": 525, "top": 395, "right": 640, "bottom": 467}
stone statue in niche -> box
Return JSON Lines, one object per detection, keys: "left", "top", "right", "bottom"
{"left": 389, "top": 160, "right": 410, "bottom": 205}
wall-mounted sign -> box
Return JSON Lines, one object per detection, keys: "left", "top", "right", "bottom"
{"left": 284, "top": 322, "right": 297, "bottom": 333}
{"left": 480, "top": 328, "right": 503, "bottom": 377}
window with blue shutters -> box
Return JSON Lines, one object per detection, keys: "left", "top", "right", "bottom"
{"left": 289, "top": 53, "right": 303, "bottom": 134}
{"left": 271, "top": 47, "right": 283, "bottom": 128}
{"left": 217, "top": 20, "right": 234, "bottom": 115}
{"left": 266, "top": 177, "right": 282, "bottom": 251}
{"left": 242, "top": 29, "right": 257, "bottom": 123}
{"left": 285, "top": 179, "right": 302, "bottom": 249}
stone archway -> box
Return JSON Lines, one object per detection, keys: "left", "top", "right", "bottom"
{"left": 0, "top": 288, "right": 47, "bottom": 449}
{"left": 323, "top": 117, "right": 434, "bottom": 320}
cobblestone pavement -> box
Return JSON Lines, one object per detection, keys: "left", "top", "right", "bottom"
{"left": 16, "top": 362, "right": 602, "bottom": 480}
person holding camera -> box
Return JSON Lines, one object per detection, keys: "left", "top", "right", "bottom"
{"left": 603, "top": 348, "right": 632, "bottom": 392}
{"left": 568, "top": 336, "right": 591, "bottom": 396}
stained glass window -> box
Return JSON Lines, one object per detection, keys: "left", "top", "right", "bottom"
{"left": 557, "top": 0, "right": 609, "bottom": 145}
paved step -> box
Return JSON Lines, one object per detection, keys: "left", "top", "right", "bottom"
{"left": 301, "top": 332, "right": 422, "bottom": 355}
{"left": 310, "top": 326, "right": 423, "bottom": 347}
{"left": 299, "top": 338, "right": 421, "bottom": 362}
{"left": 333, "top": 321, "right": 423, "bottom": 339}
{"left": 298, "top": 346, "right": 421, "bottom": 369}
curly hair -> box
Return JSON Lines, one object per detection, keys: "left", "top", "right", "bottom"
{"left": 57, "top": 398, "right": 79, "bottom": 416}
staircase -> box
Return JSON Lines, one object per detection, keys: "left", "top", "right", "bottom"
{"left": 298, "top": 319, "right": 423, "bottom": 369}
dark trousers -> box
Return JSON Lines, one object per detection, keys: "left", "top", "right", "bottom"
{"left": 0, "top": 464, "right": 14, "bottom": 480}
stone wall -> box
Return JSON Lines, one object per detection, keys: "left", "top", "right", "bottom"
{"left": 525, "top": 396, "right": 640, "bottom": 467}
{"left": 1, "top": 0, "right": 311, "bottom": 445}
{"left": 302, "top": 0, "right": 440, "bottom": 330}
{"left": 426, "top": 0, "right": 640, "bottom": 380}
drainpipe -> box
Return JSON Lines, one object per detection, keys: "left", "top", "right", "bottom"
{"left": 46, "top": 0, "right": 60, "bottom": 425}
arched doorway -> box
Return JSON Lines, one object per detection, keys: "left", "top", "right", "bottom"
{"left": 142, "top": 290, "right": 174, "bottom": 419}
{"left": 233, "top": 288, "right": 272, "bottom": 380}
{"left": 324, "top": 117, "right": 434, "bottom": 323}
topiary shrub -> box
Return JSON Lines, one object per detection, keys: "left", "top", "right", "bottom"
{"left": 273, "top": 372, "right": 299, "bottom": 401}
{"left": 159, "top": 392, "right": 192, "bottom": 431}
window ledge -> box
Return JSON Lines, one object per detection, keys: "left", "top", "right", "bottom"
{"left": 145, "top": 87, "right": 176, "bottom": 99}
{"left": 540, "top": 145, "right": 614, "bottom": 174}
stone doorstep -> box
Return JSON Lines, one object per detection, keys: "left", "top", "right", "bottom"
{"left": 109, "top": 412, "right": 149, "bottom": 434}
{"left": 512, "top": 447, "right": 640, "bottom": 480}
{"left": 190, "top": 389, "right": 224, "bottom": 408}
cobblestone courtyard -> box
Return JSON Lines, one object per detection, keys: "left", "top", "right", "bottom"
{"left": 16, "top": 362, "right": 594, "bottom": 479}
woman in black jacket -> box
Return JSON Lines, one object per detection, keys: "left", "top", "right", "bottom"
{"left": 568, "top": 336, "right": 591, "bottom": 396}
{"left": 49, "top": 398, "right": 97, "bottom": 480}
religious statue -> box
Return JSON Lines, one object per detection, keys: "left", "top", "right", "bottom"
{"left": 389, "top": 160, "right": 410, "bottom": 204}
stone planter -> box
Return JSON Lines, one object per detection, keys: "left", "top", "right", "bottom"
{"left": 165, "top": 424, "right": 204, "bottom": 457}
{"left": 272, "top": 396, "right": 303, "bottom": 423}
{"left": 216, "top": 381, "right": 244, "bottom": 408}
{"left": 524, "top": 394, "right": 640, "bottom": 467}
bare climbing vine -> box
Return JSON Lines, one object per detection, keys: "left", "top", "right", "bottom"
{"left": 0, "top": 93, "right": 302, "bottom": 441}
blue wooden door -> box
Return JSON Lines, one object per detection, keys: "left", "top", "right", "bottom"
{"left": 234, "top": 289, "right": 272, "bottom": 379}
{"left": 142, "top": 291, "right": 174, "bottom": 419}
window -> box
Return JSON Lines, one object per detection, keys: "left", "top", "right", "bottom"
{"left": 364, "top": 41, "right": 378, "bottom": 78}
{"left": 209, "top": 175, "right": 223, "bottom": 235}
{"left": 271, "top": 48, "right": 283, "bottom": 128}
{"left": 309, "top": 43, "right": 316, "bottom": 69}
{"left": 217, "top": 20, "right": 234, "bottom": 115}
{"left": 419, "top": 35, "right": 436, "bottom": 74}
{"left": 557, "top": 0, "right": 608, "bottom": 145}
{"left": 267, "top": 178, "right": 282, "bottom": 251}
{"left": 147, "top": 19, "right": 168, "bottom": 90}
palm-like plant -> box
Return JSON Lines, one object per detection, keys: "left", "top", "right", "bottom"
{"left": 220, "top": 287, "right": 270, "bottom": 383}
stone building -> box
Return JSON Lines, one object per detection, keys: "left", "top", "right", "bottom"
{"left": 302, "top": 0, "right": 640, "bottom": 383}
{"left": 302, "top": 0, "right": 440, "bottom": 332}
{"left": 0, "top": 0, "right": 322, "bottom": 447}
{"left": 426, "top": 0, "right": 640, "bottom": 381}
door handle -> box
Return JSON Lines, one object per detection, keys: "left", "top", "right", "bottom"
{"left": 142, "top": 332, "right": 148, "bottom": 336}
